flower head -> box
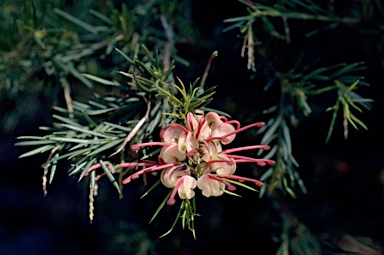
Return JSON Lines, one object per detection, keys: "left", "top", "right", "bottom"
{"left": 121, "top": 111, "right": 275, "bottom": 205}
{"left": 83, "top": 111, "right": 276, "bottom": 238}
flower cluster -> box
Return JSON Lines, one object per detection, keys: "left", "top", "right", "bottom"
{"left": 121, "top": 111, "right": 275, "bottom": 205}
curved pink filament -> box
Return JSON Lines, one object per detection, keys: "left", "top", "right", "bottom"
{"left": 169, "top": 123, "right": 190, "bottom": 134}
{"left": 225, "top": 120, "right": 240, "bottom": 130}
{"left": 167, "top": 177, "right": 184, "bottom": 205}
{"left": 122, "top": 163, "right": 178, "bottom": 184}
{"left": 195, "top": 117, "right": 206, "bottom": 139}
{"left": 225, "top": 154, "right": 275, "bottom": 166}
{"left": 208, "top": 174, "right": 236, "bottom": 191}
{"left": 84, "top": 163, "right": 101, "bottom": 176}
{"left": 219, "top": 116, "right": 228, "bottom": 122}
{"left": 187, "top": 149, "right": 197, "bottom": 157}
{"left": 119, "top": 162, "right": 156, "bottom": 168}
{"left": 221, "top": 145, "right": 270, "bottom": 154}
{"left": 205, "top": 122, "right": 265, "bottom": 143}
{"left": 131, "top": 142, "right": 173, "bottom": 151}
{"left": 84, "top": 161, "right": 114, "bottom": 176}
{"left": 206, "top": 159, "right": 234, "bottom": 165}
{"left": 221, "top": 175, "right": 264, "bottom": 187}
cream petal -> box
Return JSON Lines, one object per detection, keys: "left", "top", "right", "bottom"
{"left": 186, "top": 112, "right": 198, "bottom": 132}
{"left": 210, "top": 155, "right": 237, "bottom": 176}
{"left": 197, "top": 174, "right": 224, "bottom": 197}
{"left": 211, "top": 123, "right": 236, "bottom": 144}
{"left": 199, "top": 141, "right": 219, "bottom": 162}
{"left": 160, "top": 165, "right": 190, "bottom": 188}
{"left": 205, "top": 112, "right": 223, "bottom": 130}
{"left": 197, "top": 121, "right": 211, "bottom": 141}
{"left": 178, "top": 176, "right": 197, "bottom": 199}
{"left": 163, "top": 126, "right": 184, "bottom": 144}
{"left": 160, "top": 144, "right": 186, "bottom": 163}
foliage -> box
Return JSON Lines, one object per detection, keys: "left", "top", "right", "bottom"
{"left": 1, "top": 0, "right": 193, "bottom": 132}
{"left": 3, "top": 0, "right": 382, "bottom": 254}
{"left": 223, "top": 0, "right": 377, "bottom": 254}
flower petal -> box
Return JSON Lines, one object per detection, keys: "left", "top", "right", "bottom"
{"left": 160, "top": 164, "right": 190, "bottom": 188}
{"left": 205, "top": 112, "right": 223, "bottom": 129}
{"left": 162, "top": 126, "right": 184, "bottom": 144}
{"left": 210, "top": 155, "right": 236, "bottom": 176}
{"left": 211, "top": 123, "right": 236, "bottom": 144}
{"left": 178, "top": 176, "right": 197, "bottom": 200}
{"left": 197, "top": 174, "right": 225, "bottom": 197}
{"left": 178, "top": 131, "right": 198, "bottom": 154}
{"left": 160, "top": 144, "right": 186, "bottom": 163}
{"left": 199, "top": 141, "right": 219, "bottom": 162}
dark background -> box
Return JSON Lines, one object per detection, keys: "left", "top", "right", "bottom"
{"left": 1, "top": 0, "right": 384, "bottom": 254}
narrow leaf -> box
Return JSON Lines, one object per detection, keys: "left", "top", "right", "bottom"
{"left": 19, "top": 145, "right": 55, "bottom": 158}
{"left": 99, "top": 160, "right": 120, "bottom": 193}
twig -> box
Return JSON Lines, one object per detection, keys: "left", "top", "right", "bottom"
{"left": 109, "top": 100, "right": 151, "bottom": 157}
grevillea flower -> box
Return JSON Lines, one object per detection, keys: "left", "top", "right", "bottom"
{"left": 82, "top": 111, "right": 275, "bottom": 237}
{"left": 104, "top": 111, "right": 276, "bottom": 205}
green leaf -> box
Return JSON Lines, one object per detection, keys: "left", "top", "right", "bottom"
{"left": 200, "top": 107, "right": 231, "bottom": 118}
{"left": 15, "top": 140, "right": 56, "bottom": 146}
{"left": 78, "top": 159, "right": 97, "bottom": 182}
{"left": 68, "top": 161, "right": 88, "bottom": 176}
{"left": 282, "top": 121, "right": 292, "bottom": 157}
{"left": 346, "top": 79, "right": 361, "bottom": 93}
{"left": 222, "top": 178, "right": 257, "bottom": 191}
{"left": 114, "top": 48, "right": 134, "bottom": 64}
{"left": 89, "top": 138, "right": 124, "bottom": 156}
{"left": 330, "top": 62, "right": 365, "bottom": 78}
{"left": 48, "top": 148, "right": 90, "bottom": 163}
{"left": 19, "top": 145, "right": 55, "bottom": 158}
{"left": 159, "top": 199, "right": 184, "bottom": 238}
{"left": 260, "top": 115, "right": 282, "bottom": 145}
{"left": 149, "top": 190, "right": 172, "bottom": 224}
{"left": 53, "top": 8, "right": 98, "bottom": 34}
{"left": 49, "top": 153, "right": 59, "bottom": 184}
{"left": 61, "top": 124, "right": 112, "bottom": 138}
{"left": 99, "top": 160, "right": 120, "bottom": 193}
{"left": 223, "top": 16, "right": 249, "bottom": 23}
{"left": 53, "top": 114, "right": 82, "bottom": 127}
{"left": 140, "top": 180, "right": 161, "bottom": 199}
{"left": 283, "top": 176, "right": 296, "bottom": 198}
{"left": 81, "top": 111, "right": 98, "bottom": 128}
{"left": 326, "top": 101, "right": 340, "bottom": 143}
{"left": 89, "top": 9, "right": 113, "bottom": 24}
{"left": 222, "top": 188, "right": 241, "bottom": 197}
{"left": 82, "top": 73, "right": 122, "bottom": 86}
{"left": 156, "top": 85, "right": 183, "bottom": 106}
{"left": 47, "top": 137, "right": 97, "bottom": 143}
{"left": 104, "top": 122, "right": 133, "bottom": 132}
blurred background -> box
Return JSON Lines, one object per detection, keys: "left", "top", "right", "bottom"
{"left": 1, "top": 0, "right": 383, "bottom": 254}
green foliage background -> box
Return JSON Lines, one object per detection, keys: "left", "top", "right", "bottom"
{"left": 1, "top": 0, "right": 383, "bottom": 254}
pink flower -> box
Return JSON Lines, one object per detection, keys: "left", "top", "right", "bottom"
{"left": 205, "top": 112, "right": 236, "bottom": 144}
{"left": 160, "top": 144, "right": 186, "bottom": 163}
{"left": 118, "top": 111, "right": 275, "bottom": 205}
{"left": 166, "top": 175, "right": 197, "bottom": 205}
{"left": 160, "top": 164, "right": 191, "bottom": 188}
{"left": 197, "top": 174, "right": 225, "bottom": 197}
{"left": 208, "top": 154, "right": 236, "bottom": 176}
{"left": 161, "top": 125, "right": 185, "bottom": 143}
{"left": 160, "top": 164, "right": 197, "bottom": 205}
{"left": 199, "top": 140, "right": 220, "bottom": 162}
{"left": 186, "top": 112, "right": 210, "bottom": 141}
{"left": 177, "top": 176, "right": 197, "bottom": 200}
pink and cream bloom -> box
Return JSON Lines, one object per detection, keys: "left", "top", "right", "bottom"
{"left": 197, "top": 174, "right": 225, "bottom": 197}
{"left": 94, "top": 111, "right": 276, "bottom": 205}
{"left": 160, "top": 164, "right": 197, "bottom": 205}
